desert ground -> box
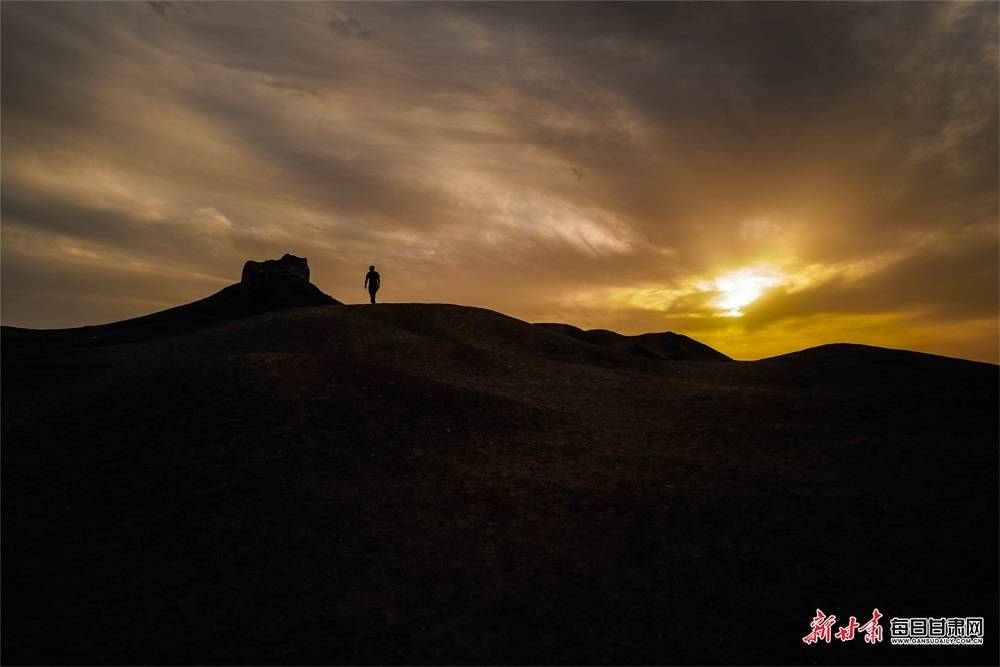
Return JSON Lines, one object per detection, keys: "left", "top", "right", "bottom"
{"left": 3, "top": 291, "right": 997, "bottom": 664}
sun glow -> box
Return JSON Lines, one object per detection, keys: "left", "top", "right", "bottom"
{"left": 707, "top": 268, "right": 784, "bottom": 317}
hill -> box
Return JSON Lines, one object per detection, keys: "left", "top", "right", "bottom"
{"left": 2, "top": 302, "right": 997, "bottom": 665}
{"left": 534, "top": 322, "right": 731, "bottom": 361}
{"left": 0, "top": 253, "right": 340, "bottom": 346}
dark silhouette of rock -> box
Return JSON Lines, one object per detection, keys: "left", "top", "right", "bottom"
{"left": 242, "top": 253, "right": 311, "bottom": 284}
{"left": 234, "top": 254, "right": 336, "bottom": 312}
{"left": 535, "top": 322, "right": 731, "bottom": 362}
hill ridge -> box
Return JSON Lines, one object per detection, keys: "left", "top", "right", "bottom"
{"left": 534, "top": 321, "right": 731, "bottom": 362}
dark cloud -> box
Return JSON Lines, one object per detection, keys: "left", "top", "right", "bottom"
{"left": 327, "top": 15, "right": 374, "bottom": 40}
{"left": 740, "top": 224, "right": 999, "bottom": 327}
{"left": 1, "top": 1, "right": 996, "bottom": 361}
{"left": 148, "top": 2, "right": 170, "bottom": 17}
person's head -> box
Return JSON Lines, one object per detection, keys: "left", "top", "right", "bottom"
{"left": 369, "top": 265, "right": 375, "bottom": 272}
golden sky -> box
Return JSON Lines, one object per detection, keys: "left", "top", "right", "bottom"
{"left": 2, "top": 2, "right": 997, "bottom": 362}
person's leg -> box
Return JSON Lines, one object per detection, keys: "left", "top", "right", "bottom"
{"left": 369, "top": 289, "right": 377, "bottom": 304}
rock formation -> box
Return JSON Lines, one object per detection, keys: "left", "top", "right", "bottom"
{"left": 236, "top": 253, "right": 339, "bottom": 309}
{"left": 241, "top": 253, "right": 311, "bottom": 284}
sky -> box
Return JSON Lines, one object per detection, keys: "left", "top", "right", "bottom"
{"left": 2, "top": 1, "right": 997, "bottom": 362}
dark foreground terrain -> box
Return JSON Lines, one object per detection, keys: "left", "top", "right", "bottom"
{"left": 3, "top": 303, "right": 997, "bottom": 664}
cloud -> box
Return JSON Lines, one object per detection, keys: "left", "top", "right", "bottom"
{"left": 1, "top": 1, "right": 996, "bottom": 361}
{"left": 327, "top": 14, "right": 375, "bottom": 40}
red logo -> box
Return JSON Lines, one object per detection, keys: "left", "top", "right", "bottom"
{"left": 804, "top": 608, "right": 883, "bottom": 644}
{"left": 803, "top": 609, "right": 837, "bottom": 644}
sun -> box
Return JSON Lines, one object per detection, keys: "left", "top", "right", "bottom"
{"left": 709, "top": 268, "right": 783, "bottom": 317}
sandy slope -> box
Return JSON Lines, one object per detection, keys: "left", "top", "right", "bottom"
{"left": 2, "top": 303, "right": 997, "bottom": 664}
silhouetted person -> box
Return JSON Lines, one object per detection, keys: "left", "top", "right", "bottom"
{"left": 364, "top": 265, "right": 380, "bottom": 304}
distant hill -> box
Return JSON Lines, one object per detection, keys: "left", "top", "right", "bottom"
{"left": 535, "top": 322, "right": 731, "bottom": 362}
{"left": 2, "top": 297, "right": 997, "bottom": 664}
